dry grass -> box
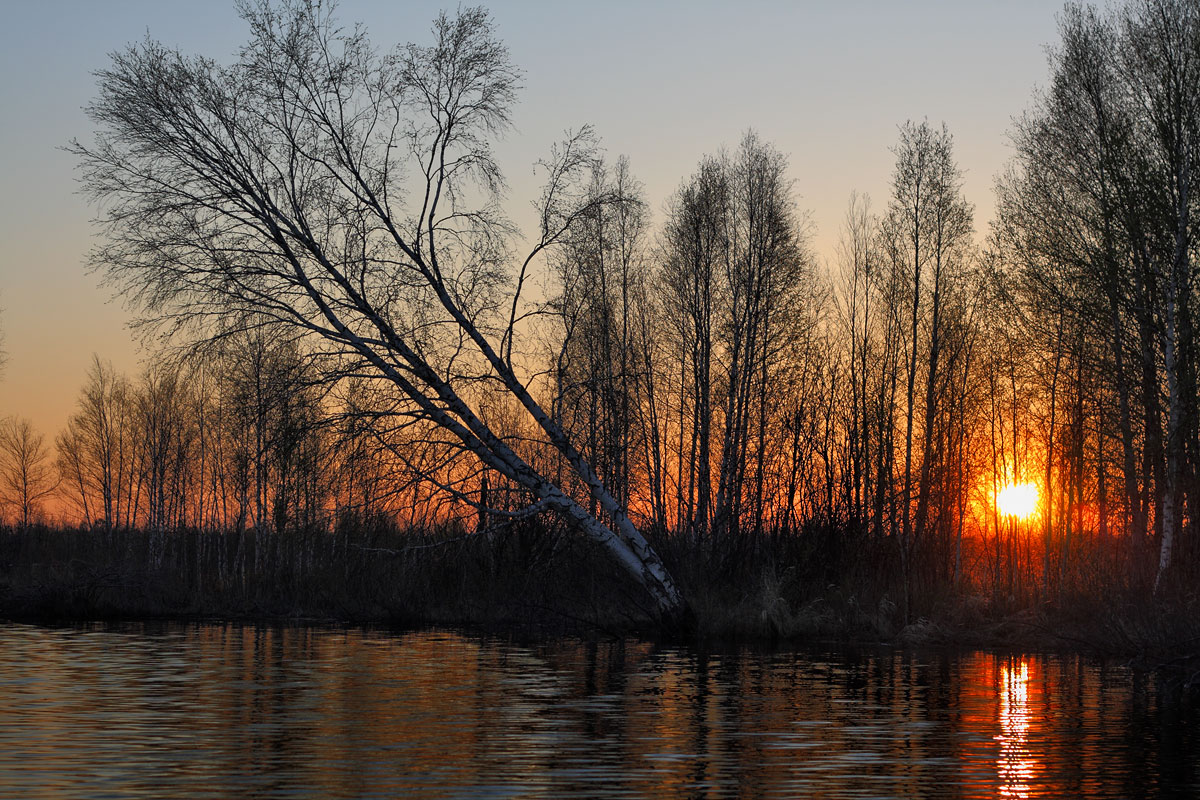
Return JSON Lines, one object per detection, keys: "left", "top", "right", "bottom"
{"left": 1, "top": 519, "right": 1198, "bottom": 660}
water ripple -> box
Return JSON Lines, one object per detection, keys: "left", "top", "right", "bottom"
{"left": 0, "top": 623, "right": 1194, "bottom": 798}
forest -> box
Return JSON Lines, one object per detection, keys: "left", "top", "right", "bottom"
{"left": 2, "top": 0, "right": 1200, "bottom": 646}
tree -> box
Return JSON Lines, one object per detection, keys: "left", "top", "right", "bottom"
{"left": 659, "top": 155, "right": 729, "bottom": 538}
{"left": 0, "top": 417, "right": 57, "bottom": 527}
{"left": 833, "top": 192, "right": 878, "bottom": 527}
{"left": 1119, "top": 0, "right": 1200, "bottom": 593}
{"left": 879, "top": 120, "right": 976, "bottom": 615}
{"left": 995, "top": 0, "right": 1200, "bottom": 595}
{"left": 56, "top": 357, "right": 139, "bottom": 530}
{"left": 657, "top": 133, "right": 814, "bottom": 541}
{"left": 550, "top": 156, "right": 651, "bottom": 518}
{"left": 712, "top": 132, "right": 814, "bottom": 540}
{"left": 72, "top": 2, "right": 683, "bottom": 616}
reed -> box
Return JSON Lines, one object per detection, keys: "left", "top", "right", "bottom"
{"left": 1, "top": 520, "right": 1197, "bottom": 658}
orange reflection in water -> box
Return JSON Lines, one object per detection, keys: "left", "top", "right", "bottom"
{"left": 0, "top": 628, "right": 1179, "bottom": 798}
{"left": 997, "top": 659, "right": 1037, "bottom": 798}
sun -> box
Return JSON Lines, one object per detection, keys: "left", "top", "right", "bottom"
{"left": 996, "top": 482, "right": 1039, "bottom": 521}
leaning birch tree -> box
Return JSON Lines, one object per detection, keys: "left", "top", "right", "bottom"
{"left": 72, "top": 1, "right": 685, "bottom": 617}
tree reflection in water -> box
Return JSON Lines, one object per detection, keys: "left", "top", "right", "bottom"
{"left": 0, "top": 625, "right": 1195, "bottom": 798}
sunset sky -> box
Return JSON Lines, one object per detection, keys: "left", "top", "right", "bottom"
{"left": 0, "top": 0, "right": 1062, "bottom": 441}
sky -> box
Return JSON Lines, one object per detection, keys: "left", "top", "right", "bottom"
{"left": 0, "top": 0, "right": 1064, "bottom": 442}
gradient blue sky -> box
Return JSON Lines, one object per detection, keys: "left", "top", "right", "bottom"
{"left": 0, "top": 0, "right": 1063, "bottom": 440}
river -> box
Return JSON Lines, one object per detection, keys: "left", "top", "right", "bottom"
{"left": 0, "top": 623, "right": 1194, "bottom": 797}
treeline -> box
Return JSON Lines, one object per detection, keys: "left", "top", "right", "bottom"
{"left": 989, "top": 0, "right": 1200, "bottom": 599}
{"left": 3, "top": 0, "right": 1200, "bottom": 631}
{"left": 537, "top": 0, "right": 1200, "bottom": 612}
{"left": 35, "top": 338, "right": 470, "bottom": 536}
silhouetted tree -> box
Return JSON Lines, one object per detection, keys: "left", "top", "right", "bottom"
{"left": 658, "top": 133, "right": 815, "bottom": 541}
{"left": 0, "top": 417, "right": 57, "bottom": 527}
{"left": 995, "top": 0, "right": 1200, "bottom": 596}
{"left": 879, "top": 120, "right": 977, "bottom": 616}
{"left": 72, "top": 2, "right": 682, "bottom": 615}
{"left": 550, "top": 155, "right": 650, "bottom": 518}
{"left": 56, "top": 357, "right": 139, "bottom": 529}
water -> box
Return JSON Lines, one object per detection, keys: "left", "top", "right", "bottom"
{"left": 0, "top": 623, "right": 1195, "bottom": 798}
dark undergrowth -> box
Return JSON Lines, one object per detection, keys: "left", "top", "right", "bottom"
{"left": 1, "top": 518, "right": 1198, "bottom": 667}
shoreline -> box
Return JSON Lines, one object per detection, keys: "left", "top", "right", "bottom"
{"left": 3, "top": 524, "right": 1199, "bottom": 676}
{"left": 3, "top": 590, "right": 1197, "bottom": 665}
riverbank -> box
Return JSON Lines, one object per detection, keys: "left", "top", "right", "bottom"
{"left": 2, "top": 524, "right": 1198, "bottom": 664}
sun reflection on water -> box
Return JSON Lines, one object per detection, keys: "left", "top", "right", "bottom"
{"left": 0, "top": 627, "right": 1182, "bottom": 798}
{"left": 997, "top": 659, "right": 1036, "bottom": 798}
